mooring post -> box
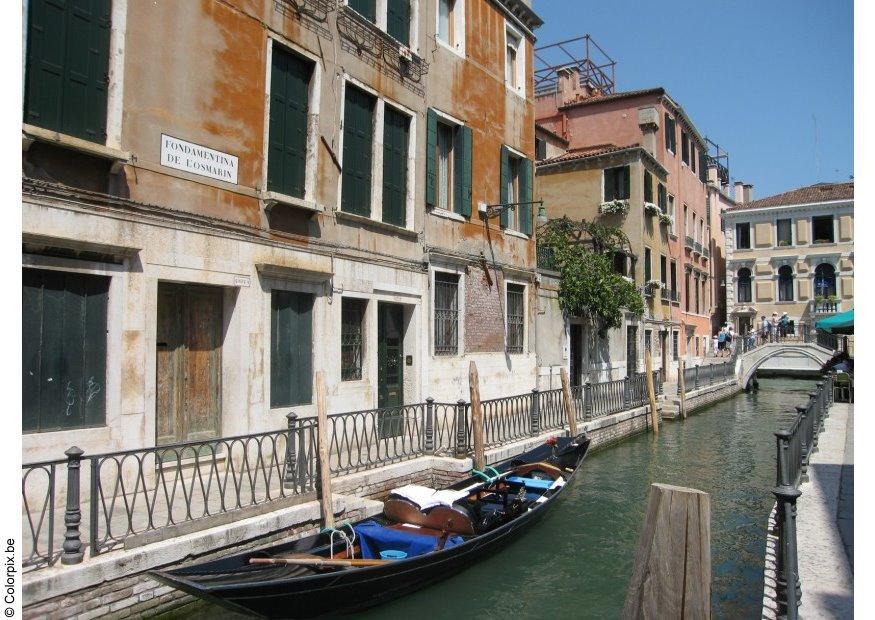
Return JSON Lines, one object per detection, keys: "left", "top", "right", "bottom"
{"left": 284, "top": 411, "right": 299, "bottom": 492}
{"left": 454, "top": 399, "right": 468, "bottom": 458}
{"left": 469, "top": 361, "right": 486, "bottom": 471}
{"left": 583, "top": 381, "right": 593, "bottom": 421}
{"left": 773, "top": 429, "right": 802, "bottom": 619}
{"left": 678, "top": 359, "right": 687, "bottom": 419}
{"left": 424, "top": 397, "right": 435, "bottom": 454}
{"left": 560, "top": 368, "right": 578, "bottom": 436}
{"left": 645, "top": 351, "right": 659, "bottom": 434}
{"left": 61, "top": 446, "right": 85, "bottom": 565}
{"left": 623, "top": 374, "right": 631, "bottom": 409}
{"left": 314, "top": 372, "right": 334, "bottom": 529}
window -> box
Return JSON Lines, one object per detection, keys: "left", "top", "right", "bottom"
{"left": 613, "top": 252, "right": 628, "bottom": 277}
{"left": 691, "top": 145, "right": 697, "bottom": 173}
{"left": 23, "top": 269, "right": 108, "bottom": 432}
{"left": 438, "top": 0, "right": 455, "bottom": 45}
{"left": 603, "top": 166, "right": 630, "bottom": 201}
{"left": 681, "top": 131, "right": 690, "bottom": 165}
{"left": 348, "top": 0, "right": 376, "bottom": 21}
{"left": 270, "top": 290, "right": 313, "bottom": 407}
{"left": 644, "top": 171, "right": 653, "bottom": 204}
{"left": 736, "top": 222, "right": 751, "bottom": 249}
{"left": 268, "top": 45, "right": 313, "bottom": 199}
{"left": 695, "top": 275, "right": 700, "bottom": 313}
{"left": 500, "top": 146, "right": 533, "bottom": 234}
{"left": 667, "top": 194, "right": 675, "bottom": 219}
{"left": 505, "top": 27, "right": 523, "bottom": 93}
{"left": 24, "top": 0, "right": 111, "bottom": 143}
{"left": 672, "top": 331, "right": 679, "bottom": 360}
{"left": 657, "top": 184, "right": 667, "bottom": 212}
{"left": 664, "top": 113, "right": 676, "bottom": 152}
{"left": 812, "top": 216, "right": 834, "bottom": 244}
{"left": 670, "top": 261, "right": 677, "bottom": 299}
{"left": 644, "top": 330, "right": 652, "bottom": 355}
{"left": 737, "top": 268, "right": 752, "bottom": 303}
{"left": 386, "top": 0, "right": 411, "bottom": 46}
{"left": 814, "top": 264, "right": 837, "bottom": 298}
{"left": 644, "top": 247, "right": 652, "bottom": 282}
{"left": 427, "top": 109, "right": 472, "bottom": 217}
{"left": 535, "top": 137, "right": 547, "bottom": 161}
{"left": 660, "top": 255, "right": 667, "bottom": 287}
{"left": 506, "top": 284, "right": 525, "bottom": 354}
{"left": 777, "top": 219, "right": 793, "bottom": 247}
{"left": 778, "top": 266, "right": 794, "bottom": 302}
{"left": 341, "top": 84, "right": 376, "bottom": 216}
{"left": 434, "top": 272, "right": 460, "bottom": 355}
{"left": 684, "top": 271, "right": 691, "bottom": 311}
{"left": 341, "top": 298, "right": 366, "bottom": 380}
{"left": 382, "top": 105, "right": 410, "bottom": 226}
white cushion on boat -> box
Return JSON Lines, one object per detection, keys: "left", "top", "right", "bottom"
{"left": 390, "top": 485, "right": 469, "bottom": 510}
{"left": 549, "top": 476, "right": 565, "bottom": 490}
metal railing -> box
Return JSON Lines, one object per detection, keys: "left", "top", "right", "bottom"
{"left": 770, "top": 375, "right": 835, "bottom": 619}
{"left": 815, "top": 330, "right": 848, "bottom": 353}
{"left": 694, "top": 241, "right": 703, "bottom": 254}
{"left": 682, "top": 360, "right": 735, "bottom": 392}
{"left": 685, "top": 235, "right": 694, "bottom": 250}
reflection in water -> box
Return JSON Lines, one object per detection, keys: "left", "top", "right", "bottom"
{"left": 164, "top": 378, "right": 816, "bottom": 620}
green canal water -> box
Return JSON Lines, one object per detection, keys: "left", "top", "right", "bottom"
{"left": 165, "top": 377, "right": 816, "bottom": 619}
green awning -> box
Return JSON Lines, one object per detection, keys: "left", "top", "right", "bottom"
{"left": 816, "top": 309, "right": 854, "bottom": 335}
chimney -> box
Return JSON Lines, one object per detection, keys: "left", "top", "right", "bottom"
{"left": 557, "top": 66, "right": 580, "bottom": 106}
{"left": 707, "top": 164, "right": 719, "bottom": 186}
{"left": 735, "top": 181, "right": 745, "bottom": 203}
{"left": 743, "top": 184, "right": 754, "bottom": 203}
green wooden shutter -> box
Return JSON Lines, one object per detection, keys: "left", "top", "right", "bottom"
{"left": 25, "top": 0, "right": 111, "bottom": 143}
{"left": 271, "top": 291, "right": 313, "bottom": 407}
{"left": 268, "top": 46, "right": 312, "bottom": 198}
{"left": 425, "top": 109, "right": 438, "bottom": 208}
{"left": 341, "top": 85, "right": 375, "bottom": 216}
{"left": 22, "top": 269, "right": 108, "bottom": 432}
{"left": 519, "top": 158, "right": 533, "bottom": 235}
{"left": 382, "top": 106, "right": 409, "bottom": 226}
{"left": 348, "top": 0, "right": 376, "bottom": 21}
{"left": 644, "top": 171, "right": 653, "bottom": 203}
{"left": 603, "top": 169, "right": 614, "bottom": 201}
{"left": 455, "top": 125, "right": 473, "bottom": 218}
{"left": 386, "top": 0, "right": 410, "bottom": 46}
{"left": 499, "top": 145, "right": 510, "bottom": 228}
{"left": 623, "top": 166, "right": 630, "bottom": 199}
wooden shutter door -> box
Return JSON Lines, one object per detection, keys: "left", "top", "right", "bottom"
{"left": 499, "top": 145, "right": 510, "bottom": 227}
{"left": 348, "top": 0, "right": 376, "bottom": 22}
{"left": 25, "top": 0, "right": 110, "bottom": 142}
{"left": 453, "top": 125, "right": 472, "bottom": 218}
{"left": 268, "top": 46, "right": 312, "bottom": 198}
{"left": 341, "top": 86, "right": 374, "bottom": 216}
{"left": 382, "top": 107, "right": 409, "bottom": 226}
{"left": 270, "top": 291, "right": 313, "bottom": 407}
{"left": 519, "top": 158, "right": 533, "bottom": 235}
{"left": 425, "top": 109, "right": 438, "bottom": 208}
{"left": 386, "top": 0, "right": 410, "bottom": 46}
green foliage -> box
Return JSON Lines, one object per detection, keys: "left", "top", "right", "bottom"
{"left": 539, "top": 217, "right": 645, "bottom": 331}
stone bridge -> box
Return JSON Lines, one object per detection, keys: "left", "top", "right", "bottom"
{"left": 738, "top": 342, "right": 837, "bottom": 388}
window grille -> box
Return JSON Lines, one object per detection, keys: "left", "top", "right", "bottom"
{"left": 434, "top": 273, "right": 459, "bottom": 355}
{"left": 506, "top": 284, "right": 525, "bottom": 354}
{"left": 341, "top": 298, "right": 365, "bottom": 380}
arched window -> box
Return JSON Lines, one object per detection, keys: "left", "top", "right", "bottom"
{"left": 814, "top": 263, "right": 836, "bottom": 298}
{"left": 737, "top": 268, "right": 752, "bottom": 303}
{"left": 778, "top": 265, "right": 794, "bottom": 301}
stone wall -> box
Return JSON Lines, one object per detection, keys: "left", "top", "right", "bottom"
{"left": 684, "top": 379, "right": 742, "bottom": 413}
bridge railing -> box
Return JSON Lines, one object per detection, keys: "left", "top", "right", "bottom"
{"left": 770, "top": 374, "right": 835, "bottom": 619}
{"left": 682, "top": 361, "right": 735, "bottom": 393}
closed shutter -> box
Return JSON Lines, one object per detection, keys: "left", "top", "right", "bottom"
{"left": 603, "top": 169, "right": 614, "bottom": 202}
{"left": 341, "top": 85, "right": 375, "bottom": 216}
{"left": 386, "top": 0, "right": 410, "bottom": 46}
{"left": 382, "top": 106, "right": 409, "bottom": 226}
{"left": 22, "top": 268, "right": 108, "bottom": 432}
{"left": 453, "top": 124, "right": 472, "bottom": 218}
{"left": 519, "top": 157, "right": 533, "bottom": 235}
{"left": 268, "top": 46, "right": 312, "bottom": 198}
{"left": 623, "top": 165, "right": 630, "bottom": 199}
{"left": 499, "top": 145, "right": 510, "bottom": 228}
{"left": 270, "top": 290, "right": 313, "bottom": 407}
{"left": 425, "top": 108, "right": 438, "bottom": 208}
{"left": 348, "top": 0, "right": 376, "bottom": 21}
{"left": 25, "top": 0, "right": 111, "bottom": 143}
{"left": 644, "top": 171, "right": 653, "bottom": 203}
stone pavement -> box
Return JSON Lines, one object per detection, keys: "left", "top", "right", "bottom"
{"left": 796, "top": 401, "right": 854, "bottom": 618}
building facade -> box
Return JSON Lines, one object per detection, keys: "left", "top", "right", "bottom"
{"left": 722, "top": 182, "right": 854, "bottom": 334}
{"left": 21, "top": 0, "right": 543, "bottom": 462}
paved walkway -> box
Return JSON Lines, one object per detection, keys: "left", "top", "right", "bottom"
{"left": 796, "top": 401, "right": 854, "bottom": 618}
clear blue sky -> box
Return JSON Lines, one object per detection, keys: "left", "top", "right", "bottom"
{"left": 533, "top": 0, "right": 853, "bottom": 199}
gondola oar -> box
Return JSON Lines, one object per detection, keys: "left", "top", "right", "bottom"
{"left": 249, "top": 556, "right": 388, "bottom": 568}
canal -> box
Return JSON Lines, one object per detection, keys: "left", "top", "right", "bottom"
{"left": 164, "top": 377, "right": 816, "bottom": 619}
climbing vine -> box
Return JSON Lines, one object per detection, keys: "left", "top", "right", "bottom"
{"left": 539, "top": 217, "right": 644, "bottom": 332}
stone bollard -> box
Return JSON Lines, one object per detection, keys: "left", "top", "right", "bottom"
{"left": 62, "top": 447, "right": 85, "bottom": 565}
{"left": 454, "top": 400, "right": 468, "bottom": 458}
{"left": 425, "top": 398, "right": 435, "bottom": 454}
{"left": 530, "top": 388, "right": 541, "bottom": 436}
{"left": 694, "top": 365, "right": 700, "bottom": 390}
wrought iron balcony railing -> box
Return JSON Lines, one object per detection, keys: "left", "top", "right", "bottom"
{"left": 703, "top": 246, "right": 710, "bottom": 258}
{"left": 684, "top": 235, "right": 694, "bottom": 250}
{"left": 274, "top": 0, "right": 338, "bottom": 37}
{"left": 694, "top": 241, "right": 702, "bottom": 255}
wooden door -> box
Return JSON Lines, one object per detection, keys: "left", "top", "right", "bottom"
{"left": 377, "top": 303, "right": 404, "bottom": 437}
{"left": 569, "top": 324, "right": 582, "bottom": 387}
{"left": 660, "top": 332, "right": 668, "bottom": 381}
{"left": 156, "top": 284, "right": 223, "bottom": 446}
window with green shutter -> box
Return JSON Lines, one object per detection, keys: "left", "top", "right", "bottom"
{"left": 348, "top": 0, "right": 376, "bottom": 22}
{"left": 603, "top": 166, "right": 630, "bottom": 201}
{"left": 270, "top": 290, "right": 313, "bottom": 407}
{"left": 268, "top": 45, "right": 313, "bottom": 199}
{"left": 386, "top": 0, "right": 410, "bottom": 46}
{"left": 23, "top": 268, "right": 108, "bottom": 433}
{"left": 426, "top": 109, "right": 472, "bottom": 218}
{"left": 500, "top": 145, "right": 510, "bottom": 228}
{"left": 382, "top": 106, "right": 409, "bottom": 226}
{"left": 453, "top": 125, "right": 472, "bottom": 218}
{"left": 341, "top": 85, "right": 375, "bottom": 216}
{"left": 644, "top": 170, "right": 653, "bottom": 203}
{"left": 24, "top": 0, "right": 111, "bottom": 143}
{"left": 519, "top": 157, "right": 533, "bottom": 235}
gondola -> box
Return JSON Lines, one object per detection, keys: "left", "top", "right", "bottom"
{"left": 153, "top": 432, "right": 591, "bottom": 618}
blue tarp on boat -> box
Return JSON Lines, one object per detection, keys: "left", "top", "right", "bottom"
{"left": 353, "top": 520, "right": 465, "bottom": 559}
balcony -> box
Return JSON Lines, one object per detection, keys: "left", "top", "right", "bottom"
{"left": 684, "top": 236, "right": 694, "bottom": 250}
{"left": 671, "top": 289, "right": 680, "bottom": 302}
{"left": 693, "top": 241, "right": 702, "bottom": 255}
{"left": 703, "top": 246, "right": 710, "bottom": 258}
{"left": 660, "top": 287, "right": 670, "bottom": 302}
{"left": 810, "top": 299, "right": 842, "bottom": 317}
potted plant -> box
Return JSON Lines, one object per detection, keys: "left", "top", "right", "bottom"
{"left": 643, "top": 203, "right": 660, "bottom": 216}
{"left": 599, "top": 199, "right": 630, "bottom": 216}
{"left": 644, "top": 279, "right": 662, "bottom": 295}
{"left": 658, "top": 213, "right": 673, "bottom": 226}
{"left": 778, "top": 240, "right": 791, "bottom": 247}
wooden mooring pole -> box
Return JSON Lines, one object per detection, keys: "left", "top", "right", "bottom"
{"left": 678, "top": 359, "right": 687, "bottom": 419}
{"left": 645, "top": 350, "right": 660, "bottom": 433}
{"left": 560, "top": 368, "right": 578, "bottom": 437}
{"left": 315, "top": 371, "right": 334, "bottom": 529}
{"left": 623, "top": 483, "right": 712, "bottom": 619}
{"left": 469, "top": 361, "right": 486, "bottom": 471}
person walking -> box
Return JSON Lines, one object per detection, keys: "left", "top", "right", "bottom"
{"left": 717, "top": 327, "right": 726, "bottom": 357}
{"left": 780, "top": 312, "right": 790, "bottom": 339}
{"left": 726, "top": 325, "right": 734, "bottom": 356}
{"left": 760, "top": 315, "right": 769, "bottom": 344}
{"left": 771, "top": 312, "right": 779, "bottom": 343}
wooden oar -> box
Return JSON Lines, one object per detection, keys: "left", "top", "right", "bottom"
{"left": 250, "top": 556, "right": 388, "bottom": 568}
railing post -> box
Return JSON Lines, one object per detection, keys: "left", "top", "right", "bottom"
{"left": 284, "top": 412, "right": 299, "bottom": 492}
{"left": 623, "top": 375, "right": 631, "bottom": 409}
{"left": 583, "top": 382, "right": 593, "bottom": 420}
{"left": 455, "top": 399, "right": 468, "bottom": 458}
{"left": 773, "top": 429, "right": 802, "bottom": 619}
{"left": 61, "top": 446, "right": 84, "bottom": 565}
{"left": 530, "top": 388, "right": 541, "bottom": 436}
{"left": 694, "top": 365, "right": 700, "bottom": 390}
{"left": 425, "top": 397, "right": 435, "bottom": 454}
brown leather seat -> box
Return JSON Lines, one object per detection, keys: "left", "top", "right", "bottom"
{"left": 384, "top": 498, "right": 476, "bottom": 536}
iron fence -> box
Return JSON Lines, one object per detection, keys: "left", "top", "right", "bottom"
{"left": 682, "top": 361, "right": 735, "bottom": 393}
{"left": 815, "top": 330, "right": 847, "bottom": 353}
{"left": 21, "top": 457, "right": 67, "bottom": 570}
{"left": 480, "top": 392, "right": 535, "bottom": 449}
{"left": 770, "top": 374, "right": 835, "bottom": 619}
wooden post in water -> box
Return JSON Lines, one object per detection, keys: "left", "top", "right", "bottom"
{"left": 315, "top": 371, "right": 334, "bottom": 529}
{"left": 623, "top": 483, "right": 711, "bottom": 619}
{"left": 560, "top": 368, "right": 579, "bottom": 436}
{"left": 678, "top": 359, "right": 687, "bottom": 419}
{"left": 469, "top": 361, "right": 486, "bottom": 471}
{"left": 645, "top": 350, "right": 659, "bottom": 433}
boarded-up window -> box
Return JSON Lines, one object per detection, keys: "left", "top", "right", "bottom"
{"left": 341, "top": 85, "right": 375, "bottom": 216}
{"left": 434, "top": 272, "right": 459, "bottom": 355}
{"left": 24, "top": 0, "right": 111, "bottom": 143}
{"left": 382, "top": 106, "right": 409, "bottom": 226}
{"left": 271, "top": 290, "right": 313, "bottom": 407}
{"left": 23, "top": 268, "right": 108, "bottom": 432}
{"left": 341, "top": 298, "right": 365, "bottom": 381}
{"left": 268, "top": 45, "right": 312, "bottom": 199}
{"left": 506, "top": 284, "right": 525, "bottom": 354}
